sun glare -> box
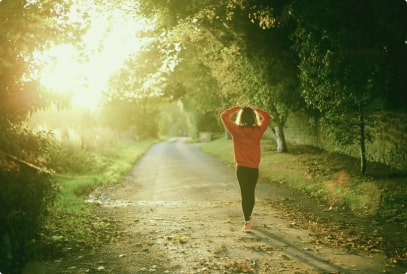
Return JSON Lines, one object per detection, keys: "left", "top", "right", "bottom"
{"left": 38, "top": 2, "right": 153, "bottom": 110}
{"left": 39, "top": 44, "right": 84, "bottom": 94}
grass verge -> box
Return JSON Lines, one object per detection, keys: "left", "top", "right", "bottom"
{"left": 36, "top": 139, "right": 156, "bottom": 260}
{"left": 202, "top": 137, "right": 407, "bottom": 264}
{"left": 55, "top": 139, "right": 156, "bottom": 211}
{"left": 201, "top": 137, "right": 407, "bottom": 221}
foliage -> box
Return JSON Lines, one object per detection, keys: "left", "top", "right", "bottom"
{"left": 222, "top": 2, "right": 303, "bottom": 152}
{"left": 158, "top": 101, "right": 189, "bottom": 137}
{"left": 0, "top": 168, "right": 57, "bottom": 272}
{"left": 0, "top": 2, "right": 90, "bottom": 271}
{"left": 48, "top": 143, "right": 102, "bottom": 174}
{"left": 34, "top": 139, "right": 155, "bottom": 263}
{"left": 0, "top": 129, "right": 59, "bottom": 272}
{"left": 292, "top": 1, "right": 386, "bottom": 111}
{"left": 135, "top": 0, "right": 304, "bottom": 151}
{"left": 0, "top": 0, "right": 87, "bottom": 127}
{"left": 135, "top": 0, "right": 406, "bottom": 153}
{"left": 0, "top": 126, "right": 58, "bottom": 272}
{"left": 289, "top": 0, "right": 407, "bottom": 173}
{"left": 171, "top": 47, "right": 223, "bottom": 137}
{"left": 102, "top": 43, "right": 176, "bottom": 139}
{"left": 0, "top": 0, "right": 406, "bottom": 269}
{"left": 100, "top": 98, "right": 161, "bottom": 139}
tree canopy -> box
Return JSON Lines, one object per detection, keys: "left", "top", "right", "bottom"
{"left": 131, "top": 0, "right": 406, "bottom": 159}
{"left": 0, "top": 0, "right": 405, "bottom": 171}
{"left": 0, "top": 0, "right": 89, "bottom": 127}
{"left": 1, "top": 1, "right": 406, "bottom": 270}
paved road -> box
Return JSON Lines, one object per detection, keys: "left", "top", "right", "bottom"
{"left": 113, "top": 137, "right": 240, "bottom": 203}
{"left": 98, "top": 138, "right": 402, "bottom": 273}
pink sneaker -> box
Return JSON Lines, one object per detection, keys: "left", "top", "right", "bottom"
{"left": 242, "top": 221, "right": 252, "bottom": 232}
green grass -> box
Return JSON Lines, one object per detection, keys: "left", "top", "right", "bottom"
{"left": 37, "top": 139, "right": 156, "bottom": 259}
{"left": 202, "top": 137, "right": 407, "bottom": 221}
{"left": 37, "top": 136, "right": 405, "bottom": 262}
{"left": 54, "top": 139, "right": 156, "bottom": 212}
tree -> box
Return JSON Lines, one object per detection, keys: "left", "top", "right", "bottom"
{"left": 0, "top": 0, "right": 87, "bottom": 128}
{"left": 189, "top": 2, "right": 303, "bottom": 152}
{"left": 290, "top": 0, "right": 407, "bottom": 174}
{"left": 0, "top": 0, "right": 89, "bottom": 169}
{"left": 102, "top": 46, "right": 168, "bottom": 139}
{"left": 170, "top": 45, "right": 223, "bottom": 139}
{"left": 136, "top": 0, "right": 304, "bottom": 152}
{"left": 227, "top": 4, "right": 302, "bottom": 152}
{"left": 0, "top": 1, "right": 88, "bottom": 271}
{"left": 132, "top": 0, "right": 407, "bottom": 159}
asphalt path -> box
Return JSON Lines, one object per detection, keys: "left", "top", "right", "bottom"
{"left": 119, "top": 137, "right": 240, "bottom": 203}
{"left": 98, "top": 138, "right": 403, "bottom": 273}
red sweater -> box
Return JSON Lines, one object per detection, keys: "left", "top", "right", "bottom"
{"left": 220, "top": 106, "right": 271, "bottom": 168}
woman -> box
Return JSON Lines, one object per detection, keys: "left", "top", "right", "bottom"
{"left": 220, "top": 105, "right": 271, "bottom": 232}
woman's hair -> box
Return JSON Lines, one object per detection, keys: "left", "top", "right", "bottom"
{"left": 236, "top": 107, "right": 260, "bottom": 127}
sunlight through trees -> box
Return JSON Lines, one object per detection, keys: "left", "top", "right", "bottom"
{"left": 1, "top": 0, "right": 406, "bottom": 271}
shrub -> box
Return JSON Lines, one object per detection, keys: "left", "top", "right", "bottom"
{"left": 0, "top": 128, "right": 58, "bottom": 273}
{"left": 0, "top": 168, "right": 57, "bottom": 273}
{"left": 47, "top": 142, "right": 104, "bottom": 174}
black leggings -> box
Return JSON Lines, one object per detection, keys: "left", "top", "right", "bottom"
{"left": 236, "top": 166, "right": 259, "bottom": 222}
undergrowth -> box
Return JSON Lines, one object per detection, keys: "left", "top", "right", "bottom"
{"left": 34, "top": 139, "right": 156, "bottom": 261}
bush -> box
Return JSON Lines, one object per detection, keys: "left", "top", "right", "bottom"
{"left": 0, "top": 127, "right": 58, "bottom": 273}
{"left": 0, "top": 168, "right": 57, "bottom": 273}
{"left": 47, "top": 142, "right": 104, "bottom": 174}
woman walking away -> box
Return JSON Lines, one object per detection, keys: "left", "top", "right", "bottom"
{"left": 220, "top": 105, "right": 271, "bottom": 232}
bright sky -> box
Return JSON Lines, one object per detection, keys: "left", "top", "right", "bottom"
{"left": 38, "top": 2, "right": 153, "bottom": 109}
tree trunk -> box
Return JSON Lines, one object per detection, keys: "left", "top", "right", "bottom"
{"left": 274, "top": 125, "right": 288, "bottom": 152}
{"left": 359, "top": 108, "right": 367, "bottom": 175}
